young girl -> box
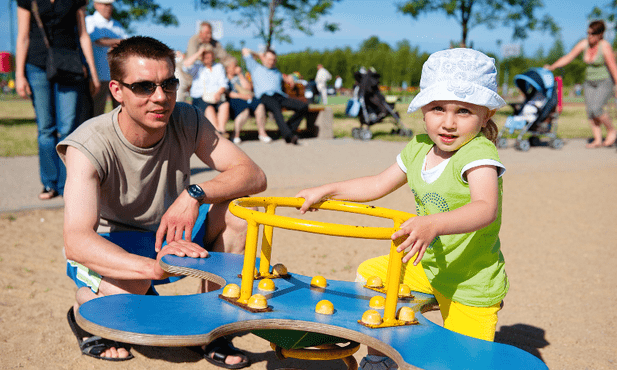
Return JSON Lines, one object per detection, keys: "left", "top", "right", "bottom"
{"left": 296, "top": 48, "right": 509, "bottom": 370}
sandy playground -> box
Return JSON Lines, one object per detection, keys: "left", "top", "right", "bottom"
{"left": 0, "top": 137, "right": 616, "bottom": 370}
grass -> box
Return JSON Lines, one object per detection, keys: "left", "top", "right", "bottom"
{"left": 0, "top": 93, "right": 596, "bottom": 157}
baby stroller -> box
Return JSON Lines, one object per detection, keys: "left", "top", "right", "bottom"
{"left": 345, "top": 67, "right": 413, "bottom": 141}
{"left": 497, "top": 67, "right": 564, "bottom": 151}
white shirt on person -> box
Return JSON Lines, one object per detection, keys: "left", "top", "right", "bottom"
{"left": 85, "top": 11, "right": 127, "bottom": 81}
{"left": 183, "top": 62, "right": 228, "bottom": 99}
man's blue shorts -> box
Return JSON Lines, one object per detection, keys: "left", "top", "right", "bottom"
{"left": 66, "top": 204, "right": 210, "bottom": 293}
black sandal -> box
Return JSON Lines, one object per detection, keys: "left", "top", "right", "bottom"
{"left": 190, "top": 337, "right": 250, "bottom": 369}
{"left": 67, "top": 307, "right": 134, "bottom": 361}
{"left": 39, "top": 187, "right": 59, "bottom": 200}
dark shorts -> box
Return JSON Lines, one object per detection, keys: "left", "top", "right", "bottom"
{"left": 192, "top": 97, "right": 226, "bottom": 114}
{"left": 229, "top": 98, "right": 261, "bottom": 119}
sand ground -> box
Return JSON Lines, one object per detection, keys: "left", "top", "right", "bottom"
{"left": 1, "top": 137, "right": 616, "bottom": 369}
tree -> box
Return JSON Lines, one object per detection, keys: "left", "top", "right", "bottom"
{"left": 398, "top": 0, "right": 559, "bottom": 48}
{"left": 87, "top": 0, "right": 179, "bottom": 34}
{"left": 198, "top": 0, "right": 341, "bottom": 50}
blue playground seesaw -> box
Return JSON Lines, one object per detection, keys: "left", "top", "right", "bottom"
{"left": 76, "top": 197, "right": 548, "bottom": 370}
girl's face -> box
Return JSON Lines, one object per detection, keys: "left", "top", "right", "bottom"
{"left": 421, "top": 100, "right": 495, "bottom": 156}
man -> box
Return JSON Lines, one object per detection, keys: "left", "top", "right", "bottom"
{"left": 242, "top": 47, "right": 308, "bottom": 145}
{"left": 57, "top": 36, "right": 265, "bottom": 367}
{"left": 178, "top": 21, "right": 229, "bottom": 103}
{"left": 315, "top": 64, "right": 332, "bottom": 104}
{"left": 85, "top": 0, "right": 127, "bottom": 116}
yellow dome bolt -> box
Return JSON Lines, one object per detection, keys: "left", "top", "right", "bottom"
{"left": 315, "top": 300, "right": 334, "bottom": 315}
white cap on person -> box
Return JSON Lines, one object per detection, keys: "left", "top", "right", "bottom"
{"left": 407, "top": 48, "right": 506, "bottom": 113}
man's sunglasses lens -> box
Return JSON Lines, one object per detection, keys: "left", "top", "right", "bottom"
{"left": 130, "top": 79, "right": 179, "bottom": 95}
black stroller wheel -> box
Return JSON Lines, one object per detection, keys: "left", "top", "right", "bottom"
{"left": 398, "top": 128, "right": 413, "bottom": 137}
{"left": 516, "top": 139, "right": 531, "bottom": 152}
{"left": 352, "top": 127, "right": 361, "bottom": 139}
{"left": 550, "top": 138, "right": 564, "bottom": 149}
{"left": 497, "top": 137, "right": 508, "bottom": 149}
{"left": 360, "top": 128, "right": 373, "bottom": 141}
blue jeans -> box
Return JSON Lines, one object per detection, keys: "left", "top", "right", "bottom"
{"left": 26, "top": 63, "right": 84, "bottom": 194}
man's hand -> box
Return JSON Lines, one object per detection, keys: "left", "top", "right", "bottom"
{"left": 155, "top": 192, "right": 200, "bottom": 252}
{"left": 153, "top": 239, "right": 209, "bottom": 279}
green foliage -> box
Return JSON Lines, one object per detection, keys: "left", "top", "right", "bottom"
{"left": 398, "top": 0, "right": 559, "bottom": 48}
{"left": 199, "top": 0, "right": 341, "bottom": 49}
{"left": 86, "top": 0, "right": 179, "bottom": 34}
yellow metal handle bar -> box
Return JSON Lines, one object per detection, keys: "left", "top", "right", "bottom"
{"left": 229, "top": 196, "right": 414, "bottom": 239}
{"left": 270, "top": 341, "right": 360, "bottom": 361}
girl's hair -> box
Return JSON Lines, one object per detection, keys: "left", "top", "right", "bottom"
{"left": 482, "top": 119, "right": 499, "bottom": 144}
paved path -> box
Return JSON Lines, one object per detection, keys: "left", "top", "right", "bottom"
{"left": 1, "top": 137, "right": 616, "bottom": 213}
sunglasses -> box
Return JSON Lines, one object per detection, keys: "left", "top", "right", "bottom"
{"left": 118, "top": 78, "right": 179, "bottom": 97}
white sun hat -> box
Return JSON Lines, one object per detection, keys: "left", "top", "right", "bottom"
{"left": 407, "top": 48, "right": 506, "bottom": 113}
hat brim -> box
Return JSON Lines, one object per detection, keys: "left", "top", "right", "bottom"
{"left": 407, "top": 81, "right": 506, "bottom": 113}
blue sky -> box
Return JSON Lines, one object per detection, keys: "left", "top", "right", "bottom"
{"left": 0, "top": 0, "right": 613, "bottom": 58}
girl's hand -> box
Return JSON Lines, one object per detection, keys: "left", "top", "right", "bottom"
{"left": 295, "top": 189, "right": 328, "bottom": 214}
{"left": 392, "top": 216, "right": 438, "bottom": 265}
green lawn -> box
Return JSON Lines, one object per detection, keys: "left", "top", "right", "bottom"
{"left": 0, "top": 93, "right": 596, "bottom": 157}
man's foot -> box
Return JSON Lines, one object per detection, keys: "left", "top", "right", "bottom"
{"left": 285, "top": 135, "right": 299, "bottom": 145}
{"left": 39, "top": 187, "right": 59, "bottom": 200}
{"left": 67, "top": 307, "right": 133, "bottom": 361}
{"left": 190, "top": 337, "right": 250, "bottom": 369}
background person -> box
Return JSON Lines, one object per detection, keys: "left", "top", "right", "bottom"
{"left": 545, "top": 20, "right": 617, "bottom": 148}
{"left": 178, "top": 21, "right": 229, "bottom": 103}
{"left": 242, "top": 47, "right": 308, "bottom": 145}
{"left": 315, "top": 63, "right": 332, "bottom": 104}
{"left": 85, "top": 0, "right": 127, "bottom": 117}
{"left": 16, "top": 0, "right": 100, "bottom": 200}
{"left": 223, "top": 56, "right": 271, "bottom": 144}
{"left": 58, "top": 36, "right": 264, "bottom": 366}
{"left": 183, "top": 44, "right": 230, "bottom": 135}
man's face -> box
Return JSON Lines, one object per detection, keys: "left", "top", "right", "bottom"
{"left": 112, "top": 56, "right": 176, "bottom": 134}
{"left": 201, "top": 51, "right": 214, "bottom": 67}
{"left": 94, "top": 2, "right": 113, "bottom": 20}
{"left": 263, "top": 51, "right": 277, "bottom": 69}
{"left": 199, "top": 25, "right": 212, "bottom": 43}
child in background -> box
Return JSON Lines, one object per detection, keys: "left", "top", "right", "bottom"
{"left": 296, "top": 48, "right": 509, "bottom": 370}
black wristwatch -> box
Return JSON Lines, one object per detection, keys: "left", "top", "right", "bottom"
{"left": 186, "top": 184, "right": 206, "bottom": 202}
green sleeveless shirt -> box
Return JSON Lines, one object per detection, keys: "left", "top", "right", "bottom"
{"left": 586, "top": 40, "right": 611, "bottom": 82}
{"left": 399, "top": 134, "right": 509, "bottom": 307}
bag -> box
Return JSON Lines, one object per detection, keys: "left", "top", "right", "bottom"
{"left": 203, "top": 91, "right": 226, "bottom": 104}
{"left": 46, "top": 47, "right": 87, "bottom": 84}
{"left": 31, "top": 1, "right": 86, "bottom": 84}
{"left": 345, "top": 98, "right": 361, "bottom": 117}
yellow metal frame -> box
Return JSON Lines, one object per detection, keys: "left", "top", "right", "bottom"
{"left": 228, "top": 197, "right": 415, "bottom": 327}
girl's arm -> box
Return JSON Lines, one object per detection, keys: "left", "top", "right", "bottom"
{"left": 393, "top": 165, "right": 499, "bottom": 265}
{"left": 296, "top": 163, "right": 407, "bottom": 213}
{"left": 15, "top": 7, "right": 31, "bottom": 98}
{"left": 545, "top": 39, "right": 586, "bottom": 70}
{"left": 76, "top": 6, "right": 100, "bottom": 96}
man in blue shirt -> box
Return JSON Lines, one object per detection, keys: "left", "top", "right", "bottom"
{"left": 242, "top": 48, "right": 308, "bottom": 145}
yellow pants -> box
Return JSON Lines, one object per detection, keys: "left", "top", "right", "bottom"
{"left": 356, "top": 255, "right": 501, "bottom": 341}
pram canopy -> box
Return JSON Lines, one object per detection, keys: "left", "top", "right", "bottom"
{"left": 513, "top": 68, "right": 558, "bottom": 125}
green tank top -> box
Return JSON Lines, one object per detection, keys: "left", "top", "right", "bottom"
{"left": 586, "top": 41, "right": 611, "bottom": 81}
{"left": 399, "top": 134, "right": 509, "bottom": 307}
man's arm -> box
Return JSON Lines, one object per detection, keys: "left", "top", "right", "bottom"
{"left": 64, "top": 146, "right": 207, "bottom": 279}
{"left": 155, "top": 122, "right": 267, "bottom": 250}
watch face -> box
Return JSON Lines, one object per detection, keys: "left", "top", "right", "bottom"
{"left": 188, "top": 184, "right": 205, "bottom": 200}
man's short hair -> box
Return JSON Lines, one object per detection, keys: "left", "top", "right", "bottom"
{"left": 108, "top": 36, "right": 175, "bottom": 81}
{"left": 265, "top": 48, "right": 277, "bottom": 57}
{"left": 200, "top": 21, "right": 212, "bottom": 30}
